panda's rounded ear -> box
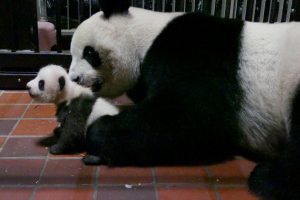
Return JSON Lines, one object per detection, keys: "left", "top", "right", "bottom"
{"left": 58, "top": 76, "right": 65, "bottom": 91}
{"left": 99, "top": 0, "right": 130, "bottom": 18}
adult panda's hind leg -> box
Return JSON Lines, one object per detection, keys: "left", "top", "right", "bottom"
{"left": 248, "top": 146, "right": 300, "bottom": 200}
{"left": 249, "top": 87, "right": 300, "bottom": 200}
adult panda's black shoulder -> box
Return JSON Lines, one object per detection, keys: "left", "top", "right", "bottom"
{"left": 68, "top": 0, "right": 300, "bottom": 199}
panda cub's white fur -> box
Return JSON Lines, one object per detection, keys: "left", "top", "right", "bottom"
{"left": 27, "top": 64, "right": 119, "bottom": 154}
{"left": 27, "top": 64, "right": 93, "bottom": 104}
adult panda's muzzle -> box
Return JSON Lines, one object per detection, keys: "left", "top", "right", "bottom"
{"left": 91, "top": 78, "right": 103, "bottom": 92}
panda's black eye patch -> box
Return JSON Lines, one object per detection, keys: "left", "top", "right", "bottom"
{"left": 39, "top": 80, "right": 45, "bottom": 91}
{"left": 82, "top": 46, "right": 102, "bottom": 68}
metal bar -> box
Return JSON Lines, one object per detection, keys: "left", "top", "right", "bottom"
{"left": 9, "top": 0, "right": 17, "bottom": 51}
{"left": 162, "top": 0, "right": 165, "bottom": 12}
{"left": 252, "top": 0, "right": 256, "bottom": 21}
{"left": 32, "top": 1, "right": 39, "bottom": 52}
{"left": 152, "top": 0, "right": 155, "bottom": 10}
{"left": 234, "top": 0, "right": 238, "bottom": 18}
{"left": 67, "top": 0, "right": 70, "bottom": 29}
{"left": 200, "top": 0, "right": 204, "bottom": 12}
{"left": 211, "top": 0, "right": 216, "bottom": 15}
{"left": 268, "top": 0, "right": 273, "bottom": 22}
{"left": 221, "top": 0, "right": 226, "bottom": 18}
{"left": 172, "top": 0, "right": 176, "bottom": 12}
{"left": 78, "top": 0, "right": 84, "bottom": 22}
{"left": 286, "top": 0, "right": 293, "bottom": 22}
{"left": 277, "top": 0, "right": 285, "bottom": 22}
{"left": 229, "top": 0, "right": 235, "bottom": 18}
{"left": 183, "top": 0, "right": 186, "bottom": 12}
{"left": 55, "top": 0, "right": 62, "bottom": 53}
{"left": 89, "top": 0, "right": 92, "bottom": 16}
{"left": 294, "top": 0, "right": 300, "bottom": 21}
{"left": 242, "top": 0, "right": 248, "bottom": 20}
{"left": 36, "top": 0, "right": 41, "bottom": 20}
{"left": 259, "top": 0, "right": 266, "bottom": 22}
{"left": 0, "top": 52, "right": 71, "bottom": 70}
{"left": 193, "top": 0, "right": 196, "bottom": 12}
{"left": 142, "top": 0, "right": 145, "bottom": 8}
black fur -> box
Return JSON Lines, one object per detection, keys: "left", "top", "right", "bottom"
{"left": 39, "top": 95, "right": 96, "bottom": 154}
{"left": 248, "top": 86, "right": 300, "bottom": 200}
{"left": 38, "top": 80, "right": 45, "bottom": 91}
{"left": 83, "top": 46, "right": 102, "bottom": 69}
{"left": 58, "top": 76, "right": 65, "bottom": 91}
{"left": 84, "top": 13, "right": 246, "bottom": 166}
{"left": 99, "top": 0, "right": 130, "bottom": 18}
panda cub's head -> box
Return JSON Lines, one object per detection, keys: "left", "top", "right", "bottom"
{"left": 27, "top": 65, "right": 68, "bottom": 103}
{"left": 27, "top": 64, "right": 93, "bottom": 104}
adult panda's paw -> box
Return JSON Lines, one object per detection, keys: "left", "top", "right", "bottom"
{"left": 249, "top": 160, "right": 300, "bottom": 200}
{"left": 49, "top": 144, "right": 65, "bottom": 154}
{"left": 38, "top": 135, "right": 59, "bottom": 147}
{"left": 82, "top": 155, "right": 102, "bottom": 165}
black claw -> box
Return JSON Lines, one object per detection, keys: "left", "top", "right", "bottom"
{"left": 38, "top": 135, "right": 59, "bottom": 147}
{"left": 82, "top": 155, "right": 102, "bottom": 165}
{"left": 49, "top": 144, "right": 64, "bottom": 154}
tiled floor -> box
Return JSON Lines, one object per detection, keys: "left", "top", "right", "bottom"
{"left": 0, "top": 91, "right": 259, "bottom": 200}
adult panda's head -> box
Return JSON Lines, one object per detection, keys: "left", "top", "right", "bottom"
{"left": 69, "top": 0, "right": 138, "bottom": 98}
{"left": 69, "top": 0, "right": 182, "bottom": 98}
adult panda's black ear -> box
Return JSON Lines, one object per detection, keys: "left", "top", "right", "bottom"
{"left": 99, "top": 0, "right": 130, "bottom": 18}
{"left": 58, "top": 76, "right": 65, "bottom": 91}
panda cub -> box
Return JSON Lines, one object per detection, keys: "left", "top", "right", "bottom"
{"left": 26, "top": 64, "right": 119, "bottom": 154}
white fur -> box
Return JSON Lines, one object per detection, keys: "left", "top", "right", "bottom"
{"left": 69, "top": 7, "right": 183, "bottom": 98}
{"left": 27, "top": 64, "right": 93, "bottom": 104}
{"left": 86, "top": 98, "right": 119, "bottom": 127}
{"left": 238, "top": 22, "right": 300, "bottom": 153}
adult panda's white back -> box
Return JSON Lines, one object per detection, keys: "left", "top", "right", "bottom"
{"left": 238, "top": 22, "right": 300, "bottom": 156}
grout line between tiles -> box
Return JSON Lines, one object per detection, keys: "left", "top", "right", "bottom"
{"left": 6, "top": 135, "right": 52, "bottom": 138}
{"left": 0, "top": 156, "right": 82, "bottom": 159}
{"left": 0, "top": 101, "right": 32, "bottom": 153}
{"left": 0, "top": 118, "right": 56, "bottom": 120}
{"left": 205, "top": 167, "right": 222, "bottom": 200}
{"left": 29, "top": 151, "right": 50, "bottom": 200}
{"left": 2, "top": 91, "right": 28, "bottom": 93}
{"left": 93, "top": 166, "right": 100, "bottom": 200}
{"left": 0, "top": 182, "right": 222, "bottom": 189}
{"left": 0, "top": 103, "right": 33, "bottom": 106}
{"left": 152, "top": 168, "right": 160, "bottom": 200}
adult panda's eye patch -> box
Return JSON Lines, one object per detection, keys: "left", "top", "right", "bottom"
{"left": 39, "top": 80, "right": 45, "bottom": 91}
{"left": 82, "top": 46, "right": 102, "bottom": 68}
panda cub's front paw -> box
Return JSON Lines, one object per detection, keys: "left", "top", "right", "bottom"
{"left": 82, "top": 155, "right": 102, "bottom": 165}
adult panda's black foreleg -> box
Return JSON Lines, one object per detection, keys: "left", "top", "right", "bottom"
{"left": 249, "top": 88, "right": 300, "bottom": 200}
{"left": 83, "top": 91, "right": 238, "bottom": 166}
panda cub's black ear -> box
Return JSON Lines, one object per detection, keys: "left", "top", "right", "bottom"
{"left": 99, "top": 0, "right": 130, "bottom": 18}
{"left": 58, "top": 76, "right": 65, "bottom": 91}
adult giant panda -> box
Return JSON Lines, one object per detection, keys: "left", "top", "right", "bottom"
{"left": 68, "top": 0, "right": 300, "bottom": 199}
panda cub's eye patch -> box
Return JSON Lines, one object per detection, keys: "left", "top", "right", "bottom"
{"left": 82, "top": 46, "right": 102, "bottom": 68}
{"left": 39, "top": 80, "right": 45, "bottom": 91}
